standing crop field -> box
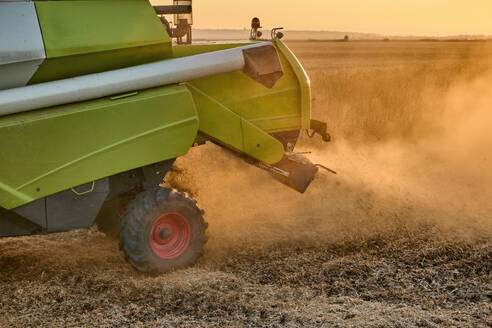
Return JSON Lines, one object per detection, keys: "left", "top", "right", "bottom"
{"left": 0, "top": 41, "right": 491, "bottom": 327}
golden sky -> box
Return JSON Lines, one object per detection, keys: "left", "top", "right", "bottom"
{"left": 151, "top": 0, "right": 492, "bottom": 36}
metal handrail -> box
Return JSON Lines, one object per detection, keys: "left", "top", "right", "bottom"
{"left": 153, "top": 5, "right": 192, "bottom": 15}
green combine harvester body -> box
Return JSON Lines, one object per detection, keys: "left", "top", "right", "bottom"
{"left": 0, "top": 0, "right": 328, "bottom": 272}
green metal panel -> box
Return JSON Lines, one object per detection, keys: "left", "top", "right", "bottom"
{"left": 174, "top": 41, "right": 311, "bottom": 162}
{"left": 29, "top": 44, "right": 170, "bottom": 85}
{"left": 186, "top": 83, "right": 285, "bottom": 165}
{"left": 182, "top": 41, "right": 309, "bottom": 134}
{"left": 0, "top": 85, "right": 198, "bottom": 209}
{"left": 275, "top": 41, "right": 312, "bottom": 130}
{"left": 30, "top": 0, "right": 172, "bottom": 84}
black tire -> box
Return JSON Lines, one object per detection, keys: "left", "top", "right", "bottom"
{"left": 95, "top": 194, "right": 136, "bottom": 237}
{"left": 120, "top": 188, "right": 207, "bottom": 272}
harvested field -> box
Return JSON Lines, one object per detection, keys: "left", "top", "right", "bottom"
{"left": 1, "top": 41, "right": 491, "bottom": 327}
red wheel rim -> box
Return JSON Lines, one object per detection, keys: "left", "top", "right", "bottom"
{"left": 149, "top": 213, "right": 191, "bottom": 259}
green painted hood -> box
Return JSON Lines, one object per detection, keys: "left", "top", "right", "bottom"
{"left": 29, "top": 0, "right": 172, "bottom": 84}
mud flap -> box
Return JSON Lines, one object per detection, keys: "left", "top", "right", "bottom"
{"left": 260, "top": 154, "right": 319, "bottom": 193}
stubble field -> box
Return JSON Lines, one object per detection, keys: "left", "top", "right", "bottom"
{"left": 1, "top": 41, "right": 491, "bottom": 327}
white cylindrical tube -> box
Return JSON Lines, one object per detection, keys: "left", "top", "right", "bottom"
{"left": 0, "top": 42, "right": 271, "bottom": 117}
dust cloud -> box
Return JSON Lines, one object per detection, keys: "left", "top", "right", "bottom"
{"left": 168, "top": 62, "right": 492, "bottom": 258}
{"left": 1, "top": 41, "right": 490, "bottom": 327}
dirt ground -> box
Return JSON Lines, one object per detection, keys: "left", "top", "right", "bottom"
{"left": 1, "top": 41, "right": 491, "bottom": 327}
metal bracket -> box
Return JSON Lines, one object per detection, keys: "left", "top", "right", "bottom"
{"left": 271, "top": 27, "right": 284, "bottom": 41}
{"left": 258, "top": 162, "right": 290, "bottom": 177}
{"left": 71, "top": 181, "right": 95, "bottom": 196}
{"left": 254, "top": 153, "right": 319, "bottom": 193}
{"left": 308, "top": 119, "right": 331, "bottom": 142}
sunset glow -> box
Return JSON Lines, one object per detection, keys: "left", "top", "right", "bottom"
{"left": 151, "top": 0, "right": 492, "bottom": 36}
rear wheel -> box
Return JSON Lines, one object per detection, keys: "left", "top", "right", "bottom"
{"left": 95, "top": 193, "right": 136, "bottom": 237}
{"left": 120, "top": 188, "right": 207, "bottom": 272}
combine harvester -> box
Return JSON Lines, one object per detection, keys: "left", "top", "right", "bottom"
{"left": 0, "top": 0, "right": 331, "bottom": 272}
